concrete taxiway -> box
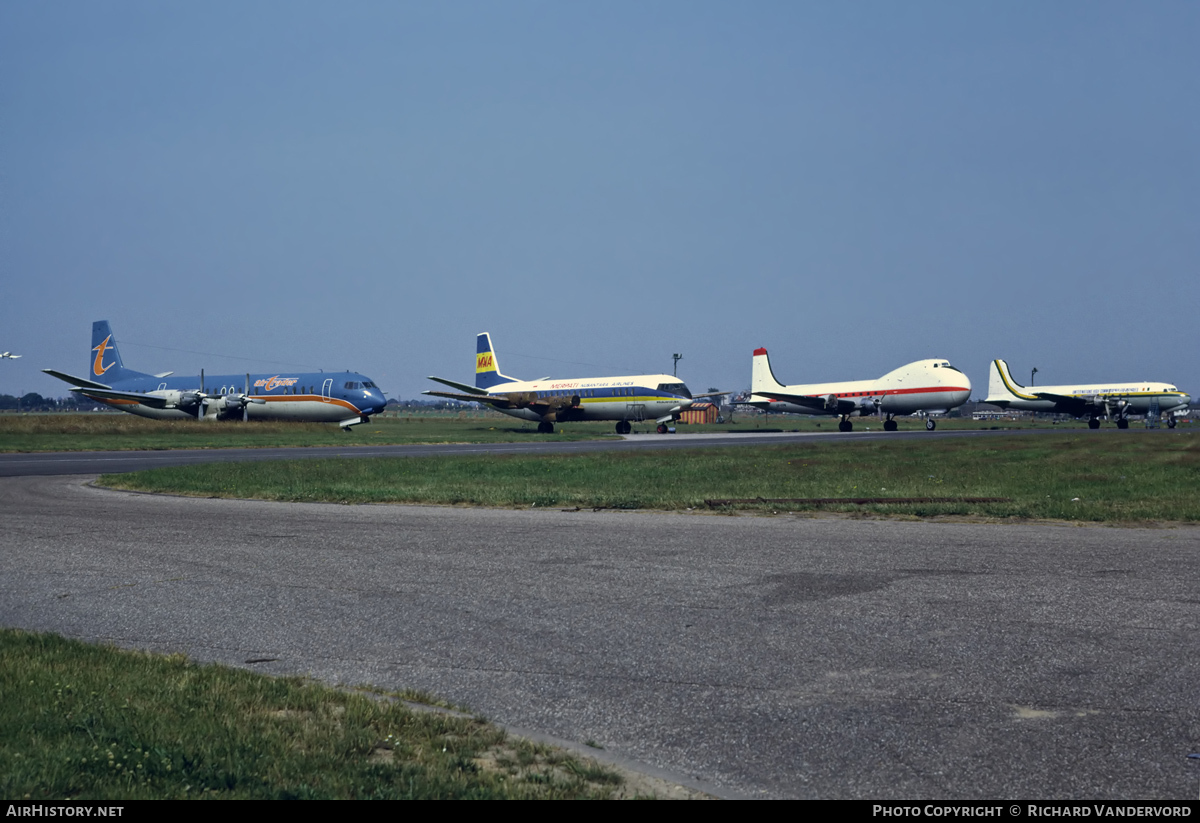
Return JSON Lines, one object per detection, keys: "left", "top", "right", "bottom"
{"left": 3, "top": 473, "right": 1197, "bottom": 798}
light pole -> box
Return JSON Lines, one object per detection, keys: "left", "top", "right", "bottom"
{"left": 672, "top": 353, "right": 683, "bottom": 377}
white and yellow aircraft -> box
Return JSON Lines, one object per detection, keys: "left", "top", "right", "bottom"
{"left": 425, "top": 333, "right": 703, "bottom": 434}
{"left": 985, "top": 359, "right": 1190, "bottom": 429}
{"left": 0, "top": 352, "right": 21, "bottom": 359}
{"left": 744, "top": 347, "right": 971, "bottom": 432}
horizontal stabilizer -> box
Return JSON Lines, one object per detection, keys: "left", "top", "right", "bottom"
{"left": 43, "top": 369, "right": 112, "bottom": 391}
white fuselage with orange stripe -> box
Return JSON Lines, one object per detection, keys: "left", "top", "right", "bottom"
{"left": 747, "top": 348, "right": 972, "bottom": 417}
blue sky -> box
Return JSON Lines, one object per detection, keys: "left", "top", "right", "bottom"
{"left": 2, "top": 2, "right": 1196, "bottom": 401}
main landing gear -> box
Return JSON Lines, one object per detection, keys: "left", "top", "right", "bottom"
{"left": 615, "top": 421, "right": 632, "bottom": 435}
{"left": 883, "top": 416, "right": 898, "bottom": 432}
{"left": 657, "top": 423, "right": 673, "bottom": 434}
{"left": 838, "top": 418, "right": 853, "bottom": 433}
{"left": 1116, "top": 418, "right": 1129, "bottom": 429}
{"left": 1167, "top": 416, "right": 1177, "bottom": 429}
{"left": 537, "top": 421, "right": 555, "bottom": 434}
{"left": 1087, "top": 417, "right": 1100, "bottom": 430}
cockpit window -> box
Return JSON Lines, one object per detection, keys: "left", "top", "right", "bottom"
{"left": 940, "top": 363, "right": 963, "bottom": 373}
{"left": 656, "top": 382, "right": 692, "bottom": 399}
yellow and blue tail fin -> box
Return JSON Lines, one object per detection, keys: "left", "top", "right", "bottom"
{"left": 475, "top": 333, "right": 517, "bottom": 390}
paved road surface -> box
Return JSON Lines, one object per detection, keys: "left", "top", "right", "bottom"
{"left": 3, "top": 473, "right": 1197, "bottom": 798}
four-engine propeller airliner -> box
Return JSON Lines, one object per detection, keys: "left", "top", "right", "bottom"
{"left": 424, "top": 333, "right": 704, "bottom": 434}
{"left": 744, "top": 348, "right": 972, "bottom": 431}
{"left": 985, "top": 359, "right": 1191, "bottom": 429}
{"left": 44, "top": 321, "right": 387, "bottom": 429}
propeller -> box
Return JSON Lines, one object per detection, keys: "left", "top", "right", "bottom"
{"left": 198, "top": 369, "right": 208, "bottom": 420}
{"left": 194, "top": 370, "right": 265, "bottom": 421}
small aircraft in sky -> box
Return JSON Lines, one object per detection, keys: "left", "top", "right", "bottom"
{"left": 744, "top": 347, "right": 971, "bottom": 431}
{"left": 984, "top": 359, "right": 1191, "bottom": 429}
{"left": 0, "top": 352, "right": 21, "bottom": 359}
{"left": 424, "top": 333, "right": 704, "bottom": 434}
{"left": 44, "top": 321, "right": 387, "bottom": 429}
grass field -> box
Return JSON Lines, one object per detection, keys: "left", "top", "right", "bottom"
{"left": 0, "top": 412, "right": 614, "bottom": 451}
{"left": 101, "top": 429, "right": 1200, "bottom": 523}
{"left": 0, "top": 629, "right": 634, "bottom": 800}
{"left": 0, "top": 410, "right": 1118, "bottom": 452}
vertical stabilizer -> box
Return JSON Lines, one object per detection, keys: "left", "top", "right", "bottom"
{"left": 987, "top": 359, "right": 1036, "bottom": 402}
{"left": 90, "top": 321, "right": 131, "bottom": 382}
{"left": 751, "top": 347, "right": 787, "bottom": 394}
{"left": 475, "top": 333, "right": 518, "bottom": 390}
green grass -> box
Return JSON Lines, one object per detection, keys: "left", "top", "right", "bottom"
{"left": 0, "top": 412, "right": 615, "bottom": 452}
{"left": 0, "top": 410, "right": 1120, "bottom": 452}
{"left": 100, "top": 430, "right": 1200, "bottom": 523}
{"left": 0, "top": 629, "right": 628, "bottom": 800}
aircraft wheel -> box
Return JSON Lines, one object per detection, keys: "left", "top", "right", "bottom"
{"left": 615, "top": 421, "right": 631, "bottom": 435}
{"left": 925, "top": 418, "right": 936, "bottom": 431}
{"left": 838, "top": 420, "right": 852, "bottom": 433}
{"left": 1117, "top": 418, "right": 1129, "bottom": 429}
{"left": 1167, "top": 417, "right": 1177, "bottom": 429}
{"left": 537, "top": 421, "right": 554, "bottom": 434}
{"left": 1087, "top": 418, "right": 1100, "bottom": 430}
{"left": 657, "top": 423, "right": 668, "bottom": 434}
{"left": 884, "top": 419, "right": 898, "bottom": 432}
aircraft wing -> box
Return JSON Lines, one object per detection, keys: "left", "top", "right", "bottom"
{"left": 755, "top": 390, "right": 851, "bottom": 413}
{"left": 43, "top": 369, "right": 112, "bottom": 391}
{"left": 72, "top": 387, "right": 171, "bottom": 409}
{"left": 427, "top": 376, "right": 489, "bottom": 396}
{"left": 422, "top": 390, "right": 517, "bottom": 409}
{"left": 1031, "top": 391, "right": 1093, "bottom": 412}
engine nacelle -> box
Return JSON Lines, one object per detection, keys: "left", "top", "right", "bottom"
{"left": 149, "top": 390, "right": 202, "bottom": 410}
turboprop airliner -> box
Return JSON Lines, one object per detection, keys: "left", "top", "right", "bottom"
{"left": 44, "top": 321, "right": 387, "bottom": 429}
{"left": 985, "top": 359, "right": 1190, "bottom": 429}
{"left": 745, "top": 348, "right": 971, "bottom": 432}
{"left": 424, "top": 333, "right": 703, "bottom": 434}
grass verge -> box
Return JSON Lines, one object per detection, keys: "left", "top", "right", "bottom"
{"left": 99, "top": 430, "right": 1200, "bottom": 523}
{"left": 0, "top": 411, "right": 1118, "bottom": 452}
{"left": 0, "top": 413, "right": 613, "bottom": 452}
{"left": 0, "top": 629, "right": 629, "bottom": 800}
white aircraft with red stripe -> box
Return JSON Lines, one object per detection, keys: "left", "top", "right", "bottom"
{"left": 745, "top": 347, "right": 971, "bottom": 431}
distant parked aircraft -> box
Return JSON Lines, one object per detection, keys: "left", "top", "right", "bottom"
{"left": 744, "top": 347, "right": 971, "bottom": 431}
{"left": 44, "top": 321, "right": 386, "bottom": 429}
{"left": 424, "top": 333, "right": 705, "bottom": 434}
{"left": 0, "top": 352, "right": 21, "bottom": 359}
{"left": 984, "top": 359, "right": 1190, "bottom": 429}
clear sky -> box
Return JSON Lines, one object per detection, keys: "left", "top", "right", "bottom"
{"left": 2, "top": 2, "right": 1196, "bottom": 401}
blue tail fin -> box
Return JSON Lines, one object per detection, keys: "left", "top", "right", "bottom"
{"left": 89, "top": 321, "right": 145, "bottom": 383}
{"left": 475, "top": 333, "right": 517, "bottom": 389}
